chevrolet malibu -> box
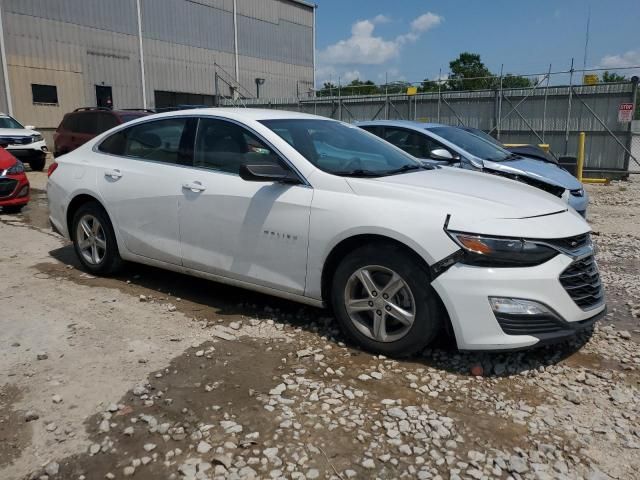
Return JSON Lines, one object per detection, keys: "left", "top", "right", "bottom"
{"left": 47, "top": 109, "right": 605, "bottom": 356}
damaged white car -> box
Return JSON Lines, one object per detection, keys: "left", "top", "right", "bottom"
{"left": 48, "top": 109, "right": 605, "bottom": 355}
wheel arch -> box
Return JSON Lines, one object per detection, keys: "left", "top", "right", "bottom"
{"left": 320, "top": 233, "right": 433, "bottom": 306}
{"left": 66, "top": 193, "right": 107, "bottom": 239}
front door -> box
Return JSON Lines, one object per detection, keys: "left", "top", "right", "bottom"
{"left": 96, "top": 117, "right": 195, "bottom": 265}
{"left": 178, "top": 118, "right": 312, "bottom": 294}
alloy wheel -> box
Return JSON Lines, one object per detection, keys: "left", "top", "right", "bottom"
{"left": 76, "top": 214, "right": 107, "bottom": 265}
{"left": 344, "top": 265, "right": 416, "bottom": 342}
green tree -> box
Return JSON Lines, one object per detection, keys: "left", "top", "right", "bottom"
{"left": 344, "top": 79, "right": 379, "bottom": 96}
{"left": 601, "top": 71, "right": 626, "bottom": 83}
{"left": 316, "top": 82, "right": 338, "bottom": 97}
{"left": 418, "top": 79, "right": 441, "bottom": 93}
{"left": 381, "top": 81, "right": 412, "bottom": 95}
{"left": 500, "top": 74, "right": 533, "bottom": 88}
{"left": 447, "top": 52, "right": 494, "bottom": 91}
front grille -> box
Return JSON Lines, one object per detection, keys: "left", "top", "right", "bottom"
{"left": 559, "top": 255, "right": 604, "bottom": 310}
{"left": 0, "top": 178, "right": 18, "bottom": 197}
{"left": 544, "top": 233, "right": 591, "bottom": 251}
{"left": 0, "top": 136, "right": 32, "bottom": 145}
{"left": 496, "top": 313, "right": 598, "bottom": 336}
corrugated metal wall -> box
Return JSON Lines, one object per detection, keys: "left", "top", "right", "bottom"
{"left": 141, "top": 0, "right": 235, "bottom": 53}
{"left": 0, "top": 1, "right": 8, "bottom": 114}
{"left": 5, "top": 0, "right": 138, "bottom": 35}
{"left": 1, "top": 0, "right": 314, "bottom": 137}
{"left": 229, "top": 83, "right": 635, "bottom": 173}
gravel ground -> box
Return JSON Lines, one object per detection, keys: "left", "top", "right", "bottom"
{"left": 0, "top": 167, "right": 638, "bottom": 480}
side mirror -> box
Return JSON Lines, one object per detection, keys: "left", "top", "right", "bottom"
{"left": 430, "top": 148, "right": 454, "bottom": 161}
{"left": 239, "top": 163, "right": 300, "bottom": 184}
{"left": 25, "top": 125, "right": 36, "bottom": 130}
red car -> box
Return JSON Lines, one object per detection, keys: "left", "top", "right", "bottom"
{"left": 0, "top": 145, "right": 30, "bottom": 213}
{"left": 54, "top": 107, "right": 151, "bottom": 156}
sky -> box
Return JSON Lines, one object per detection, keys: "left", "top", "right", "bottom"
{"left": 313, "top": 0, "right": 640, "bottom": 87}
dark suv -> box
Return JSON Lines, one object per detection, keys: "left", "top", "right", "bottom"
{"left": 54, "top": 108, "right": 152, "bottom": 157}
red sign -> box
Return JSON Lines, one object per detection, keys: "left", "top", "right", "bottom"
{"left": 618, "top": 103, "right": 635, "bottom": 123}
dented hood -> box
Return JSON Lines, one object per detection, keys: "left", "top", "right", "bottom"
{"left": 483, "top": 156, "right": 583, "bottom": 190}
{"left": 346, "top": 167, "right": 589, "bottom": 238}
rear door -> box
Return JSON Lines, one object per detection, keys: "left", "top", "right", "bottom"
{"left": 95, "top": 117, "right": 196, "bottom": 265}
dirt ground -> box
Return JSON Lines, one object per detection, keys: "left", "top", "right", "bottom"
{"left": 0, "top": 165, "right": 638, "bottom": 480}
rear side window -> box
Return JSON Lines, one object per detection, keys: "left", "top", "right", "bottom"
{"left": 384, "top": 127, "right": 427, "bottom": 158}
{"left": 359, "top": 125, "right": 382, "bottom": 136}
{"left": 99, "top": 118, "right": 193, "bottom": 165}
{"left": 59, "top": 114, "right": 79, "bottom": 132}
{"left": 74, "top": 113, "right": 99, "bottom": 135}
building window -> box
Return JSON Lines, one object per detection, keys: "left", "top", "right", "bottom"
{"left": 31, "top": 84, "right": 59, "bottom": 105}
{"left": 154, "top": 90, "right": 215, "bottom": 110}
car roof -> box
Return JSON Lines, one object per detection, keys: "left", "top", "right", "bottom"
{"left": 355, "top": 120, "right": 446, "bottom": 129}
{"left": 67, "top": 108, "right": 151, "bottom": 116}
{"left": 141, "top": 108, "right": 333, "bottom": 122}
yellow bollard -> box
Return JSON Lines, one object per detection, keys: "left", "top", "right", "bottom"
{"left": 576, "top": 132, "right": 585, "bottom": 182}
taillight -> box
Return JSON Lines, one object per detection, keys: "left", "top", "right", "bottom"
{"left": 47, "top": 162, "right": 59, "bottom": 177}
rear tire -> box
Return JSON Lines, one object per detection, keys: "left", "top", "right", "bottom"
{"left": 71, "top": 202, "right": 122, "bottom": 275}
{"left": 330, "top": 243, "right": 442, "bottom": 357}
{"left": 28, "top": 156, "right": 46, "bottom": 171}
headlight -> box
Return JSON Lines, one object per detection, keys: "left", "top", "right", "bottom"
{"left": 31, "top": 134, "right": 44, "bottom": 142}
{"left": 446, "top": 231, "right": 557, "bottom": 267}
{"left": 6, "top": 160, "right": 25, "bottom": 175}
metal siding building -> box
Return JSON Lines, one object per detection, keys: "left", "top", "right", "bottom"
{"left": 0, "top": 0, "right": 315, "bottom": 140}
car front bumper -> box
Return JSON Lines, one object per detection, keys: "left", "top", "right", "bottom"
{"left": 565, "top": 189, "right": 588, "bottom": 217}
{"left": 431, "top": 254, "right": 605, "bottom": 350}
{"left": 6, "top": 139, "right": 48, "bottom": 158}
{"left": 0, "top": 174, "right": 30, "bottom": 207}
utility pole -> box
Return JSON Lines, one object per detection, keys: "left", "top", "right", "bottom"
{"left": 582, "top": 5, "right": 591, "bottom": 72}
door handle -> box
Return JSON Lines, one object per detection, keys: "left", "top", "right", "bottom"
{"left": 182, "top": 181, "right": 206, "bottom": 193}
{"left": 104, "top": 169, "right": 122, "bottom": 179}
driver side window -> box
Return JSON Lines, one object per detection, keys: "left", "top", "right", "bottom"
{"left": 384, "top": 128, "right": 424, "bottom": 158}
{"left": 383, "top": 127, "right": 450, "bottom": 160}
{"left": 194, "top": 119, "right": 280, "bottom": 175}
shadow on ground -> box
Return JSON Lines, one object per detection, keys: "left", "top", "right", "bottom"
{"left": 44, "top": 244, "right": 594, "bottom": 380}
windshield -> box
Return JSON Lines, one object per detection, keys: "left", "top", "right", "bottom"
{"left": 260, "top": 119, "right": 422, "bottom": 176}
{"left": 460, "top": 127, "right": 504, "bottom": 147}
{"left": 428, "top": 126, "right": 512, "bottom": 162}
{"left": 0, "top": 116, "right": 24, "bottom": 129}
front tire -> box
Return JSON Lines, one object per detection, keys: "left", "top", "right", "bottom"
{"left": 71, "top": 202, "right": 122, "bottom": 275}
{"left": 330, "top": 244, "right": 442, "bottom": 357}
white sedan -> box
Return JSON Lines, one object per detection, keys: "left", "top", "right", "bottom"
{"left": 47, "top": 109, "right": 605, "bottom": 355}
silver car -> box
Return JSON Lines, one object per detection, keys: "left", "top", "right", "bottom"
{"left": 357, "top": 121, "right": 588, "bottom": 216}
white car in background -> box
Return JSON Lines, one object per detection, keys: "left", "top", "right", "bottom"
{"left": 47, "top": 109, "right": 605, "bottom": 355}
{"left": 0, "top": 113, "right": 48, "bottom": 171}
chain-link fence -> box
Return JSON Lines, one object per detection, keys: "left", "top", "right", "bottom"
{"left": 222, "top": 66, "right": 640, "bottom": 177}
